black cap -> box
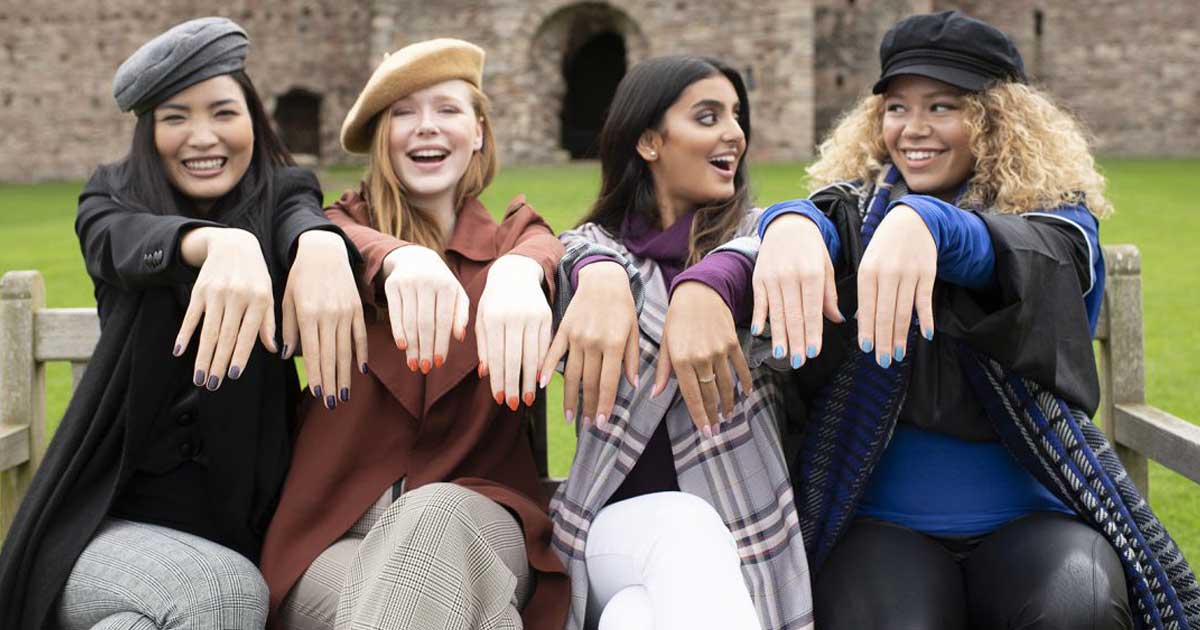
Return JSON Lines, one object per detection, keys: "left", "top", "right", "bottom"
{"left": 873, "top": 11, "right": 1026, "bottom": 94}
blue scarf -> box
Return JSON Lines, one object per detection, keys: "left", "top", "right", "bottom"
{"left": 793, "top": 165, "right": 1200, "bottom": 629}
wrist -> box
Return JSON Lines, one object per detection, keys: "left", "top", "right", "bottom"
{"left": 297, "top": 229, "right": 344, "bottom": 251}
{"left": 492, "top": 254, "right": 544, "bottom": 284}
{"left": 767, "top": 213, "right": 821, "bottom": 237}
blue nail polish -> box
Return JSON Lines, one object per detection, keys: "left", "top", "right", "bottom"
{"left": 807, "top": 344, "right": 818, "bottom": 358}
{"left": 773, "top": 345, "right": 785, "bottom": 359}
{"left": 229, "top": 365, "right": 240, "bottom": 380}
{"left": 206, "top": 375, "right": 219, "bottom": 390}
{"left": 860, "top": 339, "right": 873, "bottom": 353}
{"left": 894, "top": 346, "right": 905, "bottom": 362}
{"left": 923, "top": 327, "right": 934, "bottom": 341}
{"left": 791, "top": 354, "right": 803, "bottom": 369}
{"left": 326, "top": 395, "right": 336, "bottom": 409}
{"left": 360, "top": 362, "right": 369, "bottom": 374}
{"left": 751, "top": 324, "right": 761, "bottom": 335}
{"left": 340, "top": 387, "right": 350, "bottom": 402}
{"left": 194, "top": 370, "right": 205, "bottom": 386}
{"left": 878, "top": 354, "right": 891, "bottom": 369}
{"left": 313, "top": 385, "right": 323, "bottom": 399}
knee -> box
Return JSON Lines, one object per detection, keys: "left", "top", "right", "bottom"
{"left": 172, "top": 551, "right": 269, "bottom": 626}
{"left": 592, "top": 492, "right": 737, "bottom": 555}
{"left": 398, "top": 482, "right": 490, "bottom": 526}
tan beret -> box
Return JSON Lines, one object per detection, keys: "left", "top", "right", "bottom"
{"left": 340, "top": 38, "right": 485, "bottom": 154}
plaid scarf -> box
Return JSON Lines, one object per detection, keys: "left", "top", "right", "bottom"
{"left": 550, "top": 211, "right": 815, "bottom": 630}
{"left": 792, "top": 165, "right": 1200, "bottom": 629}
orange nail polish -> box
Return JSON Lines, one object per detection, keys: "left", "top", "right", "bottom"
{"left": 434, "top": 355, "right": 444, "bottom": 368}
{"left": 477, "top": 364, "right": 485, "bottom": 378}
{"left": 523, "top": 392, "right": 535, "bottom": 406}
{"left": 407, "top": 358, "right": 418, "bottom": 371}
{"left": 507, "top": 396, "right": 519, "bottom": 411}
{"left": 494, "top": 391, "right": 505, "bottom": 405}
{"left": 396, "top": 338, "right": 407, "bottom": 350}
{"left": 420, "top": 359, "right": 431, "bottom": 374}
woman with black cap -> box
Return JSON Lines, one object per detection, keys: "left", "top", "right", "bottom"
{"left": 750, "top": 10, "right": 1199, "bottom": 630}
{"left": 0, "top": 17, "right": 365, "bottom": 630}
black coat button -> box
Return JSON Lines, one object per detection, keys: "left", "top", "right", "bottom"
{"left": 179, "top": 441, "right": 196, "bottom": 458}
{"left": 176, "top": 412, "right": 195, "bottom": 426}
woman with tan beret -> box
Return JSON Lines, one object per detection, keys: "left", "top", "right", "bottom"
{"left": 258, "top": 39, "right": 568, "bottom": 630}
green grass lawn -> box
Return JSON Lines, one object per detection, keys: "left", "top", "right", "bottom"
{"left": 2, "top": 159, "right": 1197, "bottom": 563}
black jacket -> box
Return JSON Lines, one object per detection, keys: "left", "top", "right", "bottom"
{"left": 0, "top": 165, "right": 355, "bottom": 629}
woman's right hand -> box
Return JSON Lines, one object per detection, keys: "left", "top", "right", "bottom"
{"left": 539, "top": 261, "right": 639, "bottom": 427}
{"left": 752, "top": 214, "right": 844, "bottom": 368}
{"left": 174, "top": 227, "right": 277, "bottom": 390}
{"left": 381, "top": 245, "right": 470, "bottom": 373}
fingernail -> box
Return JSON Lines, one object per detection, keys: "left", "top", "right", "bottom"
{"left": 564, "top": 409, "right": 575, "bottom": 424}
{"left": 326, "top": 395, "right": 336, "bottom": 409}
{"left": 396, "top": 338, "right": 407, "bottom": 350}
{"left": 807, "top": 344, "right": 818, "bottom": 359}
{"left": 280, "top": 344, "right": 289, "bottom": 358}
{"left": 173, "top": 344, "right": 183, "bottom": 357}
{"left": 206, "top": 375, "right": 219, "bottom": 391}
{"left": 878, "top": 353, "right": 891, "bottom": 369}
{"left": 420, "top": 359, "right": 431, "bottom": 374}
{"left": 507, "top": 395, "right": 519, "bottom": 411}
{"left": 523, "top": 392, "right": 535, "bottom": 406}
{"left": 860, "top": 339, "right": 874, "bottom": 353}
{"left": 633, "top": 373, "right": 640, "bottom": 388}
{"left": 313, "top": 385, "right": 323, "bottom": 398}
{"left": 340, "top": 387, "right": 350, "bottom": 402}
{"left": 791, "top": 354, "right": 803, "bottom": 369}
{"left": 433, "top": 355, "right": 444, "bottom": 368}
{"left": 194, "top": 370, "right": 205, "bottom": 386}
{"left": 596, "top": 413, "right": 607, "bottom": 426}
{"left": 923, "top": 327, "right": 934, "bottom": 341}
{"left": 582, "top": 416, "right": 592, "bottom": 427}
{"left": 702, "top": 424, "right": 713, "bottom": 438}
{"left": 408, "top": 359, "right": 418, "bottom": 372}
{"left": 478, "top": 363, "right": 487, "bottom": 378}
{"left": 751, "top": 323, "right": 761, "bottom": 335}
{"left": 773, "top": 345, "right": 785, "bottom": 359}
{"left": 894, "top": 345, "right": 905, "bottom": 362}
{"left": 361, "top": 362, "right": 369, "bottom": 374}
{"left": 229, "top": 365, "right": 240, "bottom": 380}
{"left": 495, "top": 391, "right": 505, "bottom": 405}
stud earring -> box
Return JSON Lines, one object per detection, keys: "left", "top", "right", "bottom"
{"left": 649, "top": 151, "right": 657, "bottom": 159}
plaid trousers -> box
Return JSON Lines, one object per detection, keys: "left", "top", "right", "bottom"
{"left": 280, "top": 482, "right": 531, "bottom": 630}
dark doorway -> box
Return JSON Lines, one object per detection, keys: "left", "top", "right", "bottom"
{"left": 274, "top": 89, "right": 321, "bottom": 158}
{"left": 561, "top": 32, "right": 626, "bottom": 159}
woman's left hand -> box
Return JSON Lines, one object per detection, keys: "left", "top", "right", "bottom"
{"left": 856, "top": 204, "right": 937, "bottom": 367}
{"left": 476, "top": 254, "right": 552, "bottom": 410}
{"left": 281, "top": 230, "right": 369, "bottom": 409}
{"left": 653, "top": 281, "right": 754, "bottom": 437}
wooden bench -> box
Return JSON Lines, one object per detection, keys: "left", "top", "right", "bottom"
{"left": 4, "top": 244, "right": 1200, "bottom": 541}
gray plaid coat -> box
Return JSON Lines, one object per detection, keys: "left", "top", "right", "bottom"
{"left": 549, "top": 212, "right": 815, "bottom": 630}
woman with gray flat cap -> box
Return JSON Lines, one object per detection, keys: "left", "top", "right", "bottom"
{"left": 0, "top": 17, "right": 366, "bottom": 630}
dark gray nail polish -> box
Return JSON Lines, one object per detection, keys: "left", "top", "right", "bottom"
{"left": 280, "top": 344, "right": 289, "bottom": 358}
{"left": 194, "top": 370, "right": 205, "bottom": 386}
{"left": 173, "top": 344, "right": 182, "bottom": 357}
{"left": 313, "top": 385, "right": 322, "bottom": 398}
{"left": 206, "top": 375, "right": 219, "bottom": 390}
{"left": 229, "top": 365, "right": 241, "bottom": 380}
{"left": 325, "top": 395, "right": 336, "bottom": 409}
{"left": 340, "top": 387, "right": 350, "bottom": 402}
{"left": 360, "top": 362, "right": 369, "bottom": 374}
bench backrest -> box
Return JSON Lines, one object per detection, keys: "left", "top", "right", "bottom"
{"left": 4, "top": 245, "right": 1199, "bottom": 540}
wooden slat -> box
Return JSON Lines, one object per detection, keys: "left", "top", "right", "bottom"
{"left": 0, "top": 424, "right": 30, "bottom": 472}
{"left": 34, "top": 308, "right": 100, "bottom": 361}
{"left": 1, "top": 271, "right": 45, "bottom": 538}
{"left": 1113, "top": 403, "right": 1200, "bottom": 485}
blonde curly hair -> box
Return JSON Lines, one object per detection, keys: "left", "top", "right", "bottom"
{"left": 807, "top": 82, "right": 1112, "bottom": 218}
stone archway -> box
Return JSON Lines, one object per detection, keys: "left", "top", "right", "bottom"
{"left": 524, "top": 2, "right": 647, "bottom": 162}
{"left": 273, "top": 88, "right": 322, "bottom": 161}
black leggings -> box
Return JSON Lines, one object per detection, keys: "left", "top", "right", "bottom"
{"left": 815, "top": 512, "right": 1132, "bottom": 630}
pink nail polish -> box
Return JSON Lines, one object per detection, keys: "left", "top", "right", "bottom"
{"left": 596, "top": 413, "right": 607, "bottom": 426}
{"left": 564, "top": 409, "right": 575, "bottom": 424}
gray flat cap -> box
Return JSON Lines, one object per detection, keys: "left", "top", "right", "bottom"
{"left": 113, "top": 17, "right": 249, "bottom": 115}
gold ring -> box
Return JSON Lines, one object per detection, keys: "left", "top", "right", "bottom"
{"left": 698, "top": 373, "right": 716, "bottom": 384}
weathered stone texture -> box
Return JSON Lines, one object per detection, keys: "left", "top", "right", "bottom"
{"left": 0, "top": 1, "right": 1197, "bottom": 182}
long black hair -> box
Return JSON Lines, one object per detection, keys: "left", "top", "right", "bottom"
{"left": 100, "top": 70, "right": 294, "bottom": 260}
{"left": 578, "top": 55, "right": 752, "bottom": 265}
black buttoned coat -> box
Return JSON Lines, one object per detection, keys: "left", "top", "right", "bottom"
{"left": 0, "top": 165, "right": 355, "bottom": 630}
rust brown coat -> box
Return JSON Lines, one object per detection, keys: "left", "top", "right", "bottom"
{"left": 259, "top": 189, "right": 568, "bottom": 630}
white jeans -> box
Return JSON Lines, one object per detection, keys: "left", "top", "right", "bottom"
{"left": 585, "top": 492, "right": 763, "bottom": 630}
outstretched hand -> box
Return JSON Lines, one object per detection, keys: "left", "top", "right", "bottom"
{"left": 856, "top": 204, "right": 936, "bottom": 367}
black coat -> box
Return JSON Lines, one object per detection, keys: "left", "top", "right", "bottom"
{"left": 0, "top": 165, "right": 354, "bottom": 629}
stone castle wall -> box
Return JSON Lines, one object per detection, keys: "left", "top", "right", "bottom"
{"left": 1, "top": 1, "right": 1197, "bottom": 182}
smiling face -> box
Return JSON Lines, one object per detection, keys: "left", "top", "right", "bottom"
{"left": 640, "top": 75, "right": 746, "bottom": 215}
{"left": 882, "top": 74, "right": 976, "bottom": 200}
{"left": 386, "top": 79, "right": 484, "bottom": 209}
{"left": 153, "top": 74, "right": 254, "bottom": 209}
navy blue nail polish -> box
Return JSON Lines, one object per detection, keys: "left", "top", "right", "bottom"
{"left": 360, "top": 362, "right": 369, "bottom": 374}
{"left": 340, "top": 387, "right": 350, "bottom": 402}
{"left": 326, "top": 395, "right": 336, "bottom": 409}
{"left": 280, "top": 344, "right": 289, "bottom": 358}
{"left": 194, "top": 370, "right": 206, "bottom": 386}
{"left": 923, "top": 327, "right": 934, "bottom": 341}
{"left": 791, "top": 354, "right": 803, "bottom": 369}
{"left": 313, "top": 385, "right": 322, "bottom": 399}
{"left": 807, "top": 344, "right": 818, "bottom": 359}
{"left": 206, "top": 375, "right": 219, "bottom": 390}
{"left": 751, "top": 324, "right": 761, "bottom": 335}
{"left": 878, "top": 354, "right": 891, "bottom": 369}
{"left": 229, "top": 365, "right": 241, "bottom": 380}
{"left": 773, "top": 345, "right": 785, "bottom": 359}
{"left": 173, "top": 344, "right": 182, "bottom": 357}
{"left": 894, "top": 345, "right": 905, "bottom": 362}
{"left": 860, "top": 339, "right": 873, "bottom": 353}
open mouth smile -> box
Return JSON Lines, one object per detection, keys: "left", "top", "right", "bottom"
{"left": 181, "top": 157, "right": 227, "bottom": 176}
{"left": 408, "top": 148, "right": 450, "bottom": 165}
{"left": 708, "top": 154, "right": 737, "bottom": 175}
